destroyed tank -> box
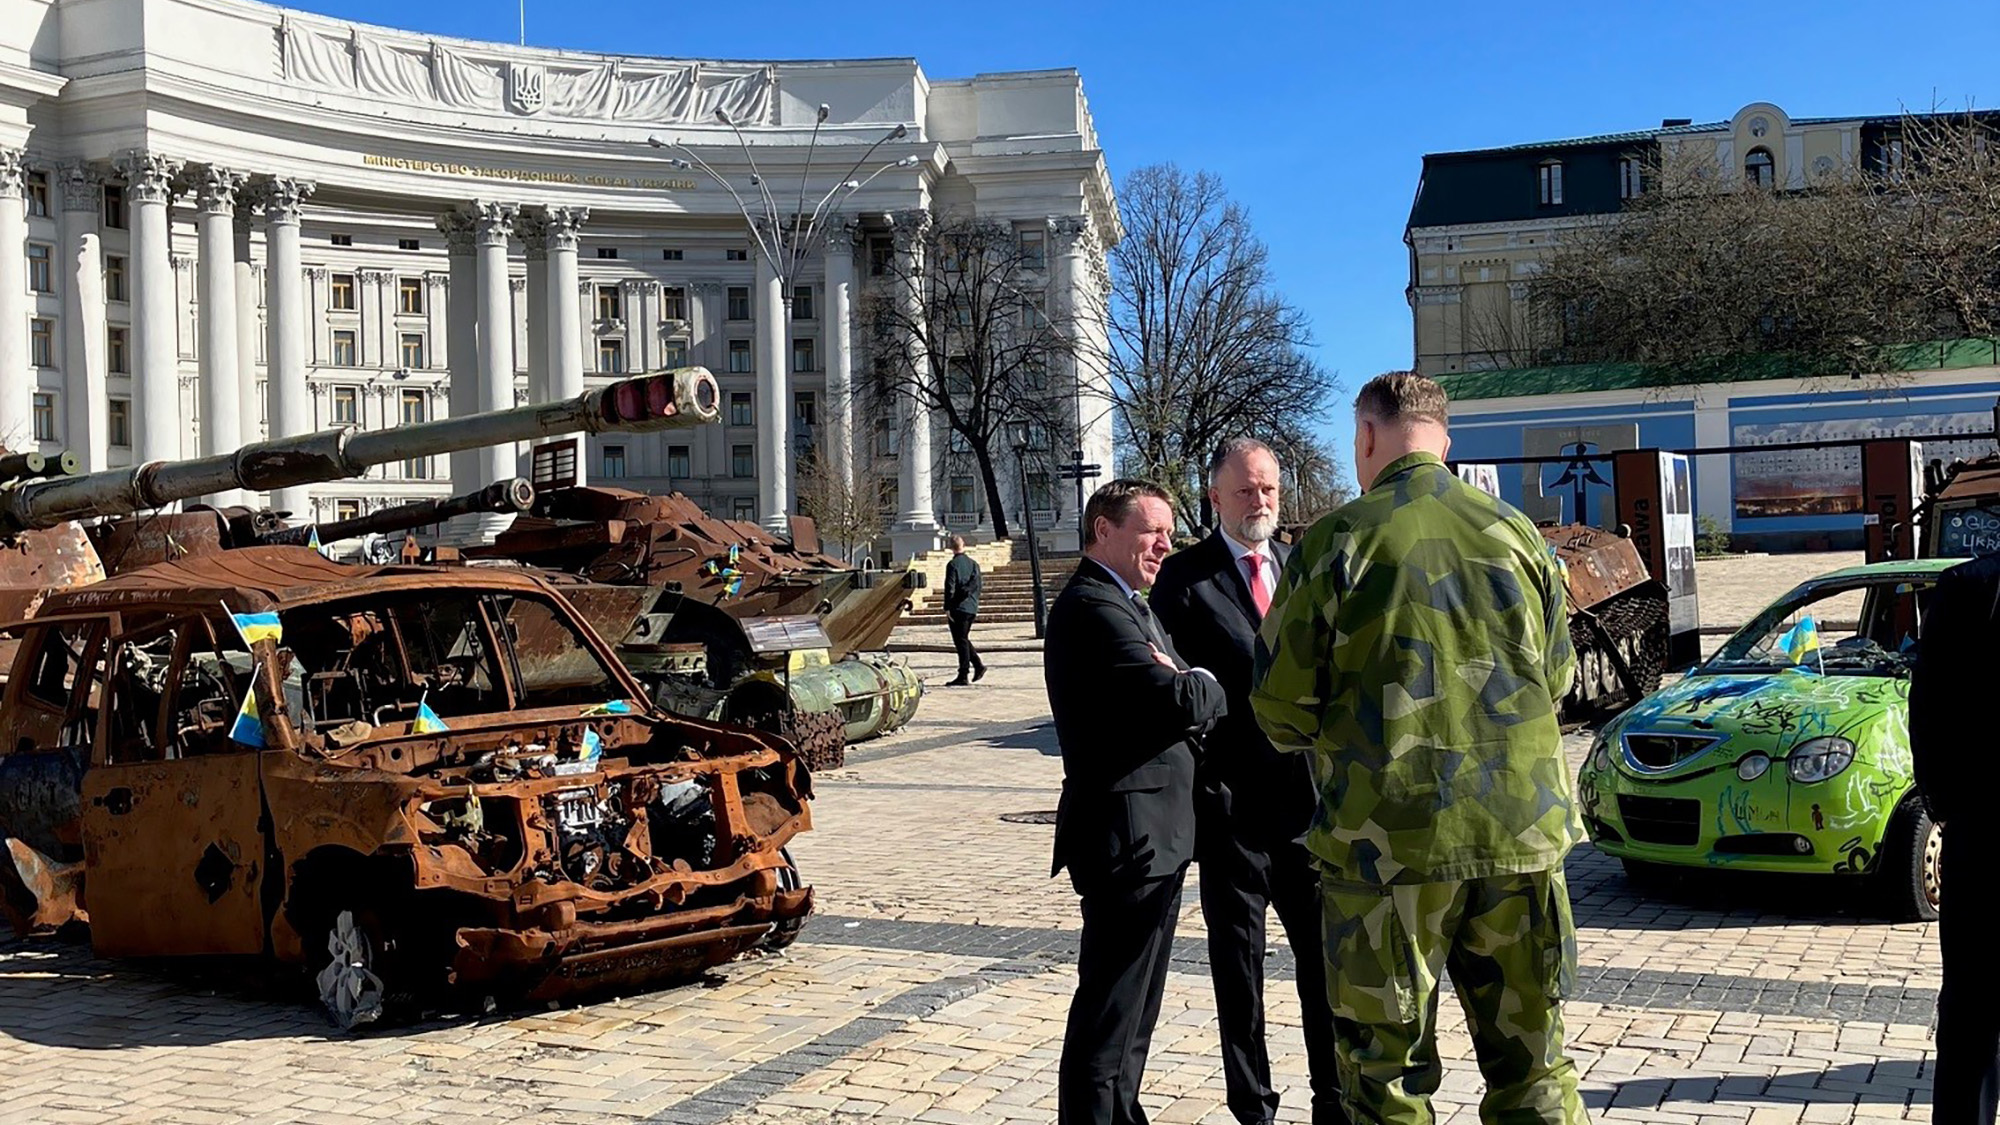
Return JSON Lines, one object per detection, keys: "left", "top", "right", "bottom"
{"left": 467, "top": 486, "right": 927, "bottom": 770}
{"left": 0, "top": 369, "right": 823, "bottom": 1030}
{"left": 1918, "top": 453, "right": 2000, "bottom": 559}
{"left": 1539, "top": 523, "right": 1671, "bottom": 721}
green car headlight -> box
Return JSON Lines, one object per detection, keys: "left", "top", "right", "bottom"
{"left": 1589, "top": 737, "right": 1611, "bottom": 773}
{"left": 1737, "top": 753, "right": 1772, "bottom": 781}
{"left": 1786, "top": 737, "right": 1856, "bottom": 784}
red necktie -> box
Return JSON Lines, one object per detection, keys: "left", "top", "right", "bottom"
{"left": 1244, "top": 553, "right": 1271, "bottom": 618}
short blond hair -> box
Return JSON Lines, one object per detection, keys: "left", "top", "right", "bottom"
{"left": 1355, "top": 371, "right": 1449, "bottom": 428}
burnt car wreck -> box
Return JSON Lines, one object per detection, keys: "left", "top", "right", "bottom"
{"left": 0, "top": 550, "right": 813, "bottom": 1029}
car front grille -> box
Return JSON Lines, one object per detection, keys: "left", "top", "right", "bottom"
{"left": 1624, "top": 734, "right": 1719, "bottom": 771}
{"left": 1617, "top": 794, "right": 1702, "bottom": 846}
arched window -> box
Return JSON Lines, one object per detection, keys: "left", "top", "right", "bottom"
{"left": 1745, "top": 147, "right": 1775, "bottom": 189}
{"left": 1538, "top": 160, "right": 1564, "bottom": 205}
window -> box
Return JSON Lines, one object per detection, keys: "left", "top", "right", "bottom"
{"left": 732, "top": 497, "right": 755, "bottom": 521}
{"left": 399, "top": 332, "right": 426, "bottom": 370}
{"left": 792, "top": 286, "right": 814, "bottom": 320}
{"left": 105, "top": 256, "right": 127, "bottom": 302}
{"left": 331, "top": 273, "right": 356, "bottom": 310}
{"left": 727, "top": 286, "right": 751, "bottom": 321}
{"left": 108, "top": 398, "right": 130, "bottom": 447}
{"left": 105, "top": 615, "right": 251, "bottom": 762}
{"left": 102, "top": 184, "right": 124, "bottom": 229}
{"left": 27, "top": 243, "right": 52, "bottom": 293}
{"left": 107, "top": 326, "right": 128, "bottom": 373}
{"left": 1745, "top": 147, "right": 1775, "bottom": 189}
{"left": 877, "top": 478, "right": 897, "bottom": 513}
{"left": 667, "top": 445, "right": 691, "bottom": 479}
{"left": 398, "top": 237, "right": 420, "bottom": 251}
{"left": 661, "top": 286, "right": 687, "bottom": 321}
{"left": 397, "top": 277, "right": 423, "bottom": 314}
{"left": 32, "top": 393, "right": 56, "bottom": 441}
{"left": 597, "top": 338, "right": 625, "bottom": 374}
{"left": 26, "top": 171, "right": 48, "bottom": 218}
{"left": 868, "top": 236, "right": 893, "bottom": 276}
{"left": 400, "top": 391, "right": 428, "bottom": 478}
{"left": 601, "top": 444, "right": 627, "bottom": 479}
{"left": 874, "top": 415, "right": 901, "bottom": 458}
{"left": 1538, "top": 160, "right": 1564, "bottom": 205}
{"left": 728, "top": 339, "right": 752, "bottom": 373}
{"left": 332, "top": 386, "right": 359, "bottom": 424}
{"left": 663, "top": 338, "right": 688, "bottom": 368}
{"left": 949, "top": 475, "right": 976, "bottom": 515}
{"left": 792, "top": 337, "right": 817, "bottom": 373}
{"left": 726, "top": 248, "right": 748, "bottom": 262}
{"left": 1618, "top": 156, "right": 1645, "bottom": 200}
{"left": 729, "top": 391, "right": 753, "bottom": 426}
{"left": 731, "top": 443, "right": 754, "bottom": 477}
{"left": 1028, "top": 471, "right": 1053, "bottom": 511}
{"left": 794, "top": 391, "right": 817, "bottom": 427}
{"left": 661, "top": 248, "right": 683, "bottom": 261}
{"left": 596, "top": 284, "right": 622, "bottom": 321}
{"left": 330, "top": 233, "right": 353, "bottom": 247}
{"left": 1019, "top": 227, "right": 1046, "bottom": 269}
{"left": 596, "top": 247, "right": 618, "bottom": 260}
{"left": 29, "top": 318, "right": 53, "bottom": 367}
{"left": 334, "top": 498, "right": 361, "bottom": 521}
{"left": 1883, "top": 136, "right": 1907, "bottom": 180}
{"left": 331, "top": 329, "right": 358, "bottom": 366}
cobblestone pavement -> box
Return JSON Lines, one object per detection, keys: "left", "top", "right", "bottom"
{"left": 0, "top": 554, "right": 1935, "bottom": 1124}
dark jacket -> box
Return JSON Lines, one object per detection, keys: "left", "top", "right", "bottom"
{"left": 1045, "top": 559, "right": 1228, "bottom": 892}
{"left": 944, "top": 553, "right": 982, "bottom": 616}
{"left": 1910, "top": 550, "right": 2000, "bottom": 825}
{"left": 1151, "top": 531, "right": 1314, "bottom": 847}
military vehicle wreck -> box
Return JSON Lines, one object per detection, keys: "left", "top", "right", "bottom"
{"left": 0, "top": 369, "right": 815, "bottom": 1030}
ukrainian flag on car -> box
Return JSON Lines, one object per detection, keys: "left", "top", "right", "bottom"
{"left": 412, "top": 696, "right": 449, "bottom": 734}
{"left": 230, "top": 610, "right": 282, "bottom": 647}
{"left": 1776, "top": 616, "right": 1822, "bottom": 664}
{"left": 229, "top": 686, "right": 265, "bottom": 748}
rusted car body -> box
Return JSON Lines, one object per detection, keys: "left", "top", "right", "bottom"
{"left": 0, "top": 546, "right": 811, "bottom": 1029}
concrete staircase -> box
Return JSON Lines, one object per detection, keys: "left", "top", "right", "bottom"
{"left": 902, "top": 550, "right": 1082, "bottom": 626}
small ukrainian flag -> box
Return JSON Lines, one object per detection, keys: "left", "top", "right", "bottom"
{"left": 229, "top": 610, "right": 283, "bottom": 648}
{"left": 412, "top": 694, "right": 449, "bottom": 734}
{"left": 229, "top": 685, "right": 265, "bottom": 748}
{"left": 308, "top": 525, "right": 329, "bottom": 557}
{"left": 1775, "top": 616, "right": 1822, "bottom": 664}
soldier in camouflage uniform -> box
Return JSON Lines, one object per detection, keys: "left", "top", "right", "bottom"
{"left": 1251, "top": 371, "right": 1585, "bottom": 1125}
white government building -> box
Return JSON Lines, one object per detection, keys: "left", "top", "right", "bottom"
{"left": 0, "top": 0, "right": 1119, "bottom": 557}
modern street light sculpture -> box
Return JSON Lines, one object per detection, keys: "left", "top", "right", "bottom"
{"left": 1009, "top": 419, "right": 1048, "bottom": 639}
{"left": 649, "top": 108, "right": 918, "bottom": 535}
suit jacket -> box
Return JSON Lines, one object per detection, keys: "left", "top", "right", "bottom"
{"left": 1151, "top": 531, "right": 1315, "bottom": 847}
{"left": 1045, "top": 558, "right": 1228, "bottom": 892}
{"left": 944, "top": 553, "right": 982, "bottom": 615}
{"left": 1910, "top": 550, "right": 2000, "bottom": 825}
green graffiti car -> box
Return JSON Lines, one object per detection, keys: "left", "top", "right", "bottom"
{"left": 1576, "top": 558, "right": 1951, "bottom": 920}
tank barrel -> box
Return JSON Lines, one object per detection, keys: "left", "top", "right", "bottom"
{"left": 1, "top": 367, "right": 719, "bottom": 534}
{"left": 0, "top": 451, "right": 48, "bottom": 483}
{"left": 260, "top": 478, "right": 536, "bottom": 547}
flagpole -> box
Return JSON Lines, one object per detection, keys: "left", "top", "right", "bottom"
{"left": 519, "top": 0, "right": 526, "bottom": 45}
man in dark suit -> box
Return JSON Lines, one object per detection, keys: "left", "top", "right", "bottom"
{"left": 1047, "top": 477, "right": 1229, "bottom": 1125}
{"left": 943, "top": 535, "right": 986, "bottom": 686}
{"left": 1910, "top": 548, "right": 2000, "bottom": 1125}
{"left": 1152, "top": 438, "right": 1345, "bottom": 1125}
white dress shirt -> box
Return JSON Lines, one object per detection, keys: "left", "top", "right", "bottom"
{"left": 1218, "top": 527, "right": 1278, "bottom": 604}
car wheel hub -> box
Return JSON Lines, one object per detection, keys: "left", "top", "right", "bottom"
{"left": 1921, "top": 822, "right": 1944, "bottom": 911}
{"left": 316, "top": 909, "right": 385, "bottom": 1031}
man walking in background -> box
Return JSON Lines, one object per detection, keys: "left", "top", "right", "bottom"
{"left": 1152, "top": 437, "right": 1345, "bottom": 1125}
{"left": 944, "top": 534, "right": 985, "bottom": 686}
{"left": 1253, "top": 371, "right": 1586, "bottom": 1125}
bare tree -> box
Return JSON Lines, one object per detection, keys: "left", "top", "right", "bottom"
{"left": 796, "top": 443, "right": 888, "bottom": 561}
{"left": 1269, "top": 423, "right": 1354, "bottom": 526}
{"left": 861, "top": 213, "right": 1078, "bottom": 542}
{"left": 1107, "top": 163, "right": 1336, "bottom": 530}
{"left": 1528, "top": 110, "right": 2000, "bottom": 389}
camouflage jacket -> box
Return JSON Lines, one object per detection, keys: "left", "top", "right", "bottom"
{"left": 1251, "top": 452, "right": 1579, "bottom": 886}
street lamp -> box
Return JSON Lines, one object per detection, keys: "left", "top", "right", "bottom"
{"left": 647, "top": 110, "right": 919, "bottom": 534}
{"left": 1009, "top": 419, "right": 1048, "bottom": 639}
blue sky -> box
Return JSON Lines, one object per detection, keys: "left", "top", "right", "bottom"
{"left": 291, "top": 0, "right": 1994, "bottom": 470}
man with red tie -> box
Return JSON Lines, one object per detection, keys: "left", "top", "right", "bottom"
{"left": 1152, "top": 438, "right": 1346, "bottom": 1125}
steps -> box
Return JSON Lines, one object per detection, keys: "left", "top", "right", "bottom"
{"left": 902, "top": 553, "right": 1082, "bottom": 625}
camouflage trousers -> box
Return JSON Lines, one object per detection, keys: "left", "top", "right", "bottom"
{"left": 1319, "top": 868, "right": 1587, "bottom": 1125}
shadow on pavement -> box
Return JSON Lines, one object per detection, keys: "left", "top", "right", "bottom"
{"left": 986, "top": 722, "right": 1060, "bottom": 756}
{"left": 1566, "top": 845, "right": 1914, "bottom": 930}
{"left": 1600, "top": 1061, "right": 1929, "bottom": 1108}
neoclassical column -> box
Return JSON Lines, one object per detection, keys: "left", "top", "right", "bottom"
{"left": 889, "top": 209, "right": 938, "bottom": 557}
{"left": 117, "top": 151, "right": 184, "bottom": 464}
{"left": 472, "top": 201, "right": 519, "bottom": 541}
{"left": 436, "top": 207, "right": 480, "bottom": 539}
{"left": 263, "top": 177, "right": 314, "bottom": 518}
{"left": 822, "top": 216, "right": 858, "bottom": 507}
{"left": 753, "top": 232, "right": 790, "bottom": 530}
{"left": 233, "top": 212, "right": 261, "bottom": 448}
{"left": 542, "top": 207, "right": 586, "bottom": 404}
{"left": 621, "top": 279, "right": 651, "bottom": 371}
{"left": 0, "top": 150, "right": 29, "bottom": 451}
{"left": 193, "top": 166, "right": 246, "bottom": 503}
{"left": 57, "top": 163, "right": 107, "bottom": 470}
{"left": 516, "top": 212, "right": 549, "bottom": 404}
{"left": 1049, "top": 213, "right": 1109, "bottom": 544}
